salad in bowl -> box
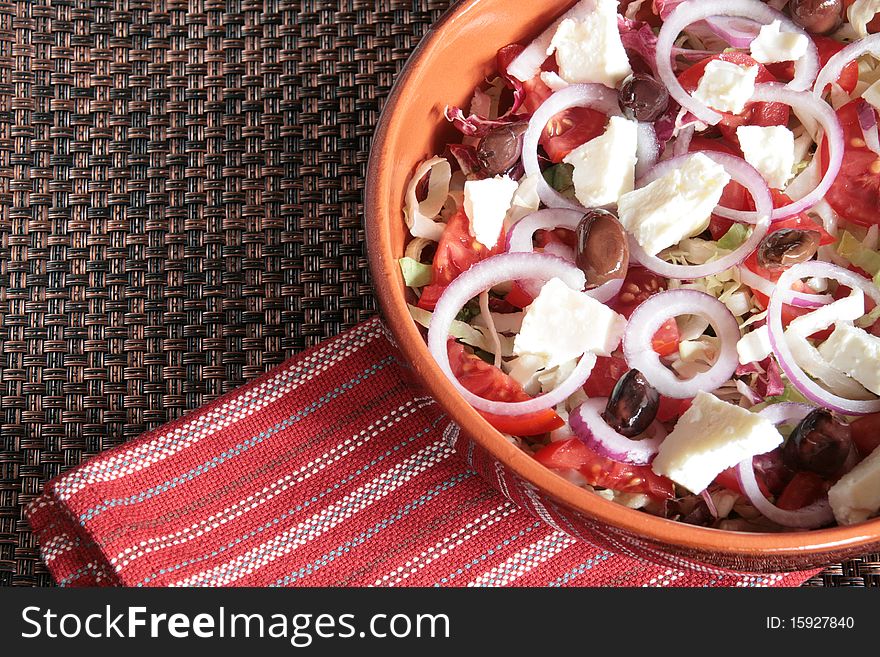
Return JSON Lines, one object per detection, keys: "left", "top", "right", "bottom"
{"left": 398, "top": 0, "right": 880, "bottom": 533}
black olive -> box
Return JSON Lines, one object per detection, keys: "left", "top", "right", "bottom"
{"left": 756, "top": 228, "right": 820, "bottom": 271}
{"left": 789, "top": 0, "right": 843, "bottom": 35}
{"left": 783, "top": 408, "right": 853, "bottom": 477}
{"left": 619, "top": 74, "right": 670, "bottom": 122}
{"left": 575, "top": 209, "right": 629, "bottom": 287}
{"left": 476, "top": 122, "right": 528, "bottom": 175}
{"left": 602, "top": 369, "right": 660, "bottom": 437}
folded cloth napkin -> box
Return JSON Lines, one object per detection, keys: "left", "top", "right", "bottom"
{"left": 26, "top": 318, "right": 819, "bottom": 587}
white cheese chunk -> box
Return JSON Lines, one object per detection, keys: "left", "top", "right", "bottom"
{"left": 817, "top": 323, "right": 880, "bottom": 395}
{"left": 651, "top": 391, "right": 783, "bottom": 493}
{"left": 737, "top": 325, "right": 772, "bottom": 365}
{"left": 617, "top": 153, "right": 731, "bottom": 256}
{"left": 692, "top": 59, "right": 759, "bottom": 115}
{"left": 563, "top": 116, "right": 637, "bottom": 207}
{"left": 547, "top": 0, "right": 632, "bottom": 88}
{"left": 463, "top": 175, "right": 518, "bottom": 249}
{"left": 828, "top": 444, "right": 880, "bottom": 525}
{"left": 736, "top": 125, "right": 796, "bottom": 190}
{"left": 848, "top": 0, "right": 880, "bottom": 38}
{"left": 749, "top": 20, "right": 809, "bottom": 64}
{"left": 513, "top": 277, "right": 626, "bottom": 367}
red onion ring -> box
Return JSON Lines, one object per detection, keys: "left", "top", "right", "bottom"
{"left": 704, "top": 16, "right": 762, "bottom": 48}
{"left": 569, "top": 398, "right": 666, "bottom": 466}
{"left": 506, "top": 209, "right": 624, "bottom": 302}
{"left": 522, "top": 84, "right": 622, "bottom": 210}
{"left": 814, "top": 33, "right": 880, "bottom": 99}
{"left": 858, "top": 101, "right": 880, "bottom": 156}
{"left": 427, "top": 252, "right": 597, "bottom": 416}
{"left": 671, "top": 124, "right": 695, "bottom": 157}
{"left": 735, "top": 403, "right": 832, "bottom": 529}
{"left": 767, "top": 261, "right": 880, "bottom": 415}
{"left": 623, "top": 290, "right": 740, "bottom": 398}
{"left": 711, "top": 84, "right": 844, "bottom": 223}
{"left": 628, "top": 151, "right": 771, "bottom": 280}
{"left": 737, "top": 265, "right": 833, "bottom": 308}
{"left": 656, "top": 0, "right": 819, "bottom": 126}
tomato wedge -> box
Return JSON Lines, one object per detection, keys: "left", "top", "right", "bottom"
{"left": 448, "top": 340, "right": 564, "bottom": 436}
{"left": 533, "top": 438, "right": 676, "bottom": 500}
{"left": 610, "top": 267, "right": 680, "bottom": 356}
{"left": 677, "top": 52, "right": 789, "bottom": 144}
{"left": 765, "top": 35, "right": 858, "bottom": 94}
{"left": 851, "top": 413, "right": 880, "bottom": 458}
{"left": 417, "top": 208, "right": 505, "bottom": 311}
{"left": 775, "top": 471, "right": 828, "bottom": 511}
{"left": 819, "top": 100, "right": 880, "bottom": 228}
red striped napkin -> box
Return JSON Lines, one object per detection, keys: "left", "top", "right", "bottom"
{"left": 26, "top": 318, "right": 819, "bottom": 587}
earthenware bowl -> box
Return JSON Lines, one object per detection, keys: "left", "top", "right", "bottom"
{"left": 365, "top": 0, "right": 880, "bottom": 572}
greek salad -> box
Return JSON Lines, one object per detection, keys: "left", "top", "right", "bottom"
{"left": 400, "top": 0, "right": 880, "bottom": 531}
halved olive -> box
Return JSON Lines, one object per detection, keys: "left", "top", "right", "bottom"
{"left": 602, "top": 369, "right": 660, "bottom": 438}
{"left": 575, "top": 209, "right": 630, "bottom": 288}
{"left": 756, "top": 228, "right": 820, "bottom": 271}
{"left": 476, "top": 122, "right": 528, "bottom": 175}
{"left": 783, "top": 408, "right": 853, "bottom": 477}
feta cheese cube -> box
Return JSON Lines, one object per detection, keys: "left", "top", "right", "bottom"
{"left": 749, "top": 20, "right": 809, "bottom": 64}
{"left": 547, "top": 0, "right": 632, "bottom": 88}
{"left": 692, "top": 59, "right": 759, "bottom": 114}
{"left": 736, "top": 125, "right": 796, "bottom": 190}
{"left": 651, "top": 391, "right": 783, "bottom": 493}
{"left": 463, "top": 175, "right": 518, "bottom": 249}
{"left": 828, "top": 443, "right": 880, "bottom": 525}
{"left": 617, "top": 152, "right": 731, "bottom": 255}
{"left": 817, "top": 322, "right": 880, "bottom": 395}
{"left": 513, "top": 277, "right": 626, "bottom": 367}
{"left": 563, "top": 116, "right": 638, "bottom": 207}
{"left": 737, "top": 325, "right": 772, "bottom": 365}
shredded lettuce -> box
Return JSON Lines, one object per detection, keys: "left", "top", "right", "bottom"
{"left": 407, "top": 304, "right": 513, "bottom": 357}
{"left": 716, "top": 223, "right": 748, "bottom": 251}
{"left": 404, "top": 157, "right": 452, "bottom": 241}
{"left": 398, "top": 257, "right": 432, "bottom": 288}
{"left": 760, "top": 384, "right": 810, "bottom": 407}
{"left": 837, "top": 230, "right": 880, "bottom": 276}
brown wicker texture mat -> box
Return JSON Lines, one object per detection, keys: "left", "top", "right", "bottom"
{"left": 0, "top": 0, "right": 874, "bottom": 587}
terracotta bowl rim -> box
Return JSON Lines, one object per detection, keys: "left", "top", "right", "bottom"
{"left": 364, "top": 0, "right": 880, "bottom": 562}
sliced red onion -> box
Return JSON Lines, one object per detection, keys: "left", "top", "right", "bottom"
{"left": 736, "top": 458, "right": 833, "bottom": 528}
{"left": 427, "top": 252, "right": 596, "bottom": 416}
{"left": 704, "top": 15, "right": 762, "bottom": 48}
{"left": 858, "top": 101, "right": 880, "bottom": 156}
{"left": 814, "top": 33, "right": 880, "bottom": 99}
{"left": 522, "top": 84, "right": 621, "bottom": 210}
{"left": 507, "top": 208, "right": 584, "bottom": 296}
{"left": 757, "top": 401, "right": 813, "bottom": 426}
{"left": 628, "top": 151, "right": 772, "bottom": 280}
{"left": 737, "top": 265, "right": 833, "bottom": 308}
{"left": 635, "top": 121, "right": 660, "bottom": 179}
{"left": 767, "top": 261, "right": 880, "bottom": 415}
{"left": 671, "top": 123, "right": 694, "bottom": 157}
{"left": 656, "top": 1, "right": 819, "bottom": 126}
{"left": 623, "top": 290, "right": 740, "bottom": 398}
{"left": 587, "top": 277, "right": 626, "bottom": 304}
{"left": 505, "top": 0, "right": 598, "bottom": 82}
{"left": 569, "top": 398, "right": 666, "bottom": 466}
{"left": 711, "top": 84, "right": 844, "bottom": 223}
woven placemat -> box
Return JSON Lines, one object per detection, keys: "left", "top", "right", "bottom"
{"left": 0, "top": 0, "right": 874, "bottom": 587}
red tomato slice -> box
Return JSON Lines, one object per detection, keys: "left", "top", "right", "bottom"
{"left": 677, "top": 52, "right": 789, "bottom": 143}
{"left": 611, "top": 267, "right": 681, "bottom": 356}
{"left": 851, "top": 413, "right": 880, "bottom": 458}
{"left": 533, "top": 438, "right": 676, "bottom": 500}
{"left": 417, "top": 208, "right": 505, "bottom": 311}
{"left": 819, "top": 100, "right": 880, "bottom": 228}
{"left": 765, "top": 35, "right": 858, "bottom": 94}
{"left": 775, "top": 471, "right": 828, "bottom": 511}
{"left": 447, "top": 341, "right": 564, "bottom": 436}
{"left": 582, "top": 354, "right": 630, "bottom": 398}
{"left": 714, "top": 448, "right": 790, "bottom": 498}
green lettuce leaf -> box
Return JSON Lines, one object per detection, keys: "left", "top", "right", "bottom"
{"left": 398, "top": 257, "right": 432, "bottom": 288}
{"left": 837, "top": 231, "right": 880, "bottom": 276}
{"left": 716, "top": 223, "right": 748, "bottom": 251}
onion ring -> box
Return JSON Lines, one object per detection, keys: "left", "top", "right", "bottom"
{"left": 569, "top": 398, "right": 666, "bottom": 465}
